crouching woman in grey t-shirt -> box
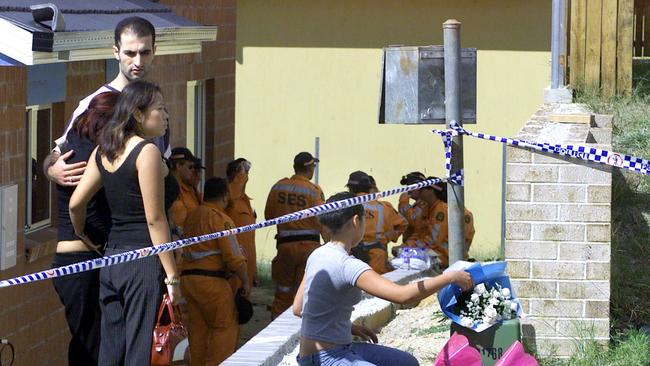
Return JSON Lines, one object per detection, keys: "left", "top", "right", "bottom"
{"left": 292, "top": 192, "right": 473, "bottom": 366}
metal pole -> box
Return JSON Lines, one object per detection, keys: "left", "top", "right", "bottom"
{"left": 314, "top": 137, "right": 320, "bottom": 184}
{"left": 443, "top": 19, "right": 465, "bottom": 265}
{"left": 551, "top": 0, "right": 563, "bottom": 89}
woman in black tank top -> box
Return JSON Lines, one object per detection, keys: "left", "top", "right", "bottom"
{"left": 52, "top": 91, "right": 118, "bottom": 366}
{"left": 69, "top": 80, "right": 180, "bottom": 366}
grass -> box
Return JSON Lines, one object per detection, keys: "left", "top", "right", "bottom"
{"left": 411, "top": 323, "right": 449, "bottom": 336}
{"left": 256, "top": 259, "right": 274, "bottom": 289}
{"left": 538, "top": 328, "right": 650, "bottom": 366}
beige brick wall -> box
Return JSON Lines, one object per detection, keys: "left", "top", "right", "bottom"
{"left": 505, "top": 107, "right": 613, "bottom": 358}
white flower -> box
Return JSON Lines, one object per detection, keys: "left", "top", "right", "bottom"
{"left": 470, "top": 293, "right": 480, "bottom": 303}
{"left": 474, "top": 283, "right": 486, "bottom": 295}
{"left": 510, "top": 301, "right": 519, "bottom": 312}
{"left": 488, "top": 297, "right": 500, "bottom": 306}
{"left": 503, "top": 312, "right": 512, "bottom": 320}
{"left": 482, "top": 316, "right": 496, "bottom": 325}
{"left": 460, "top": 317, "right": 474, "bottom": 328}
{"left": 502, "top": 288, "right": 511, "bottom": 298}
{"left": 484, "top": 306, "right": 498, "bottom": 319}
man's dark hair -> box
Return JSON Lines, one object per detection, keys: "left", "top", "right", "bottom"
{"left": 203, "top": 177, "right": 229, "bottom": 201}
{"left": 227, "top": 158, "right": 248, "bottom": 181}
{"left": 293, "top": 164, "right": 310, "bottom": 174}
{"left": 114, "top": 16, "right": 156, "bottom": 49}
{"left": 318, "top": 192, "right": 364, "bottom": 234}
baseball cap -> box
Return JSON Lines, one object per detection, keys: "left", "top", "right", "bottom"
{"left": 346, "top": 170, "right": 371, "bottom": 187}
{"left": 400, "top": 171, "right": 426, "bottom": 185}
{"left": 294, "top": 152, "right": 319, "bottom": 167}
{"left": 192, "top": 157, "right": 206, "bottom": 170}
{"left": 170, "top": 147, "right": 196, "bottom": 162}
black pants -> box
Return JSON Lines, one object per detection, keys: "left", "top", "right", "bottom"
{"left": 98, "top": 246, "right": 164, "bottom": 366}
{"left": 52, "top": 251, "right": 102, "bottom": 366}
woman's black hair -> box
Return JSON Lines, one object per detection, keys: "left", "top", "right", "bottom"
{"left": 318, "top": 192, "right": 364, "bottom": 234}
{"left": 98, "top": 80, "right": 162, "bottom": 162}
{"left": 400, "top": 171, "right": 426, "bottom": 185}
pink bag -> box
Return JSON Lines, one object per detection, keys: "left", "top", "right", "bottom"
{"left": 433, "top": 332, "right": 483, "bottom": 366}
{"left": 494, "top": 341, "right": 539, "bottom": 366}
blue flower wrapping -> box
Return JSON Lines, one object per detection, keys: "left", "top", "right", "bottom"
{"left": 437, "top": 261, "right": 523, "bottom": 332}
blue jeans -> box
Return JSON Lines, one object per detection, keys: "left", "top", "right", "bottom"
{"left": 297, "top": 343, "right": 419, "bottom": 366}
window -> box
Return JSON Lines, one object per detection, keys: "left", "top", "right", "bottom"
{"left": 186, "top": 80, "right": 206, "bottom": 190}
{"left": 25, "top": 105, "right": 52, "bottom": 232}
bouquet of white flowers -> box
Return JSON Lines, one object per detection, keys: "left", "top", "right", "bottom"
{"left": 438, "top": 261, "right": 523, "bottom": 332}
{"left": 457, "top": 283, "right": 519, "bottom": 329}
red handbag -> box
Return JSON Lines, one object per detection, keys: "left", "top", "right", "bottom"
{"left": 151, "top": 294, "right": 188, "bottom": 366}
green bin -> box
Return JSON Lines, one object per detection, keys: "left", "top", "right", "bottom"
{"left": 450, "top": 319, "right": 521, "bottom": 366}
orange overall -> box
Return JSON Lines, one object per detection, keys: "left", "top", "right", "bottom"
{"left": 226, "top": 178, "right": 257, "bottom": 288}
{"left": 170, "top": 179, "right": 202, "bottom": 232}
{"left": 398, "top": 195, "right": 428, "bottom": 244}
{"left": 181, "top": 202, "right": 247, "bottom": 366}
{"left": 264, "top": 174, "right": 324, "bottom": 318}
{"left": 353, "top": 198, "right": 407, "bottom": 274}
{"left": 406, "top": 200, "right": 476, "bottom": 267}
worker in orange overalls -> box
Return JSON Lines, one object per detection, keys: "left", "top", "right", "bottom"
{"left": 169, "top": 147, "right": 203, "bottom": 233}
{"left": 401, "top": 178, "right": 475, "bottom": 267}
{"left": 264, "top": 152, "right": 324, "bottom": 318}
{"left": 181, "top": 177, "right": 250, "bottom": 366}
{"left": 347, "top": 171, "right": 407, "bottom": 274}
{"left": 397, "top": 172, "right": 428, "bottom": 241}
{"left": 226, "top": 158, "right": 258, "bottom": 288}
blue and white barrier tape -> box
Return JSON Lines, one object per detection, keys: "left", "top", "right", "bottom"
{"left": 0, "top": 177, "right": 446, "bottom": 288}
{"left": 434, "top": 121, "right": 650, "bottom": 176}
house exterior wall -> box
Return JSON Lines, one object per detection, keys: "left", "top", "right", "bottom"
{"left": 235, "top": 0, "right": 553, "bottom": 261}
{"left": 0, "top": 1, "right": 236, "bottom": 364}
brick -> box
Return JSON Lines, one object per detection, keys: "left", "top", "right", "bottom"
{"left": 532, "top": 223, "right": 585, "bottom": 241}
{"left": 585, "top": 300, "right": 609, "bottom": 317}
{"left": 586, "top": 224, "right": 611, "bottom": 242}
{"left": 506, "top": 260, "right": 530, "bottom": 279}
{"left": 558, "top": 281, "right": 610, "bottom": 299}
{"left": 558, "top": 165, "right": 611, "bottom": 184}
{"left": 505, "top": 241, "right": 557, "bottom": 260}
{"left": 532, "top": 184, "right": 586, "bottom": 203}
{"left": 506, "top": 164, "right": 558, "bottom": 183}
{"left": 558, "top": 204, "right": 611, "bottom": 222}
{"left": 511, "top": 280, "right": 557, "bottom": 298}
{"left": 557, "top": 319, "right": 609, "bottom": 338}
{"left": 506, "top": 203, "right": 557, "bottom": 221}
{"left": 532, "top": 151, "right": 575, "bottom": 164}
{"left": 586, "top": 262, "right": 610, "bottom": 280}
{"left": 587, "top": 185, "right": 611, "bottom": 203}
{"left": 505, "top": 222, "right": 531, "bottom": 240}
{"left": 529, "top": 299, "right": 584, "bottom": 317}
{"left": 531, "top": 261, "right": 585, "bottom": 280}
{"left": 521, "top": 318, "right": 557, "bottom": 336}
{"left": 506, "top": 146, "right": 532, "bottom": 163}
{"left": 558, "top": 243, "right": 610, "bottom": 261}
{"left": 506, "top": 183, "right": 531, "bottom": 201}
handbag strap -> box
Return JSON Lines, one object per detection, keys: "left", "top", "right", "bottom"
{"left": 155, "top": 294, "right": 184, "bottom": 326}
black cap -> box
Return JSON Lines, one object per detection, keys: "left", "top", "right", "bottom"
{"left": 400, "top": 171, "right": 426, "bottom": 185}
{"left": 170, "top": 147, "right": 196, "bottom": 162}
{"left": 192, "top": 157, "right": 206, "bottom": 170}
{"left": 294, "top": 152, "right": 319, "bottom": 167}
{"left": 346, "top": 170, "right": 371, "bottom": 187}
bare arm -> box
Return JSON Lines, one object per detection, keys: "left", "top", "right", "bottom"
{"left": 292, "top": 275, "right": 307, "bottom": 317}
{"left": 69, "top": 148, "right": 102, "bottom": 237}
{"left": 137, "top": 144, "right": 180, "bottom": 303}
{"left": 355, "top": 270, "right": 473, "bottom": 305}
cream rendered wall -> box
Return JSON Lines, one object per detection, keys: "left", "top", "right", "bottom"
{"left": 235, "top": 1, "right": 552, "bottom": 261}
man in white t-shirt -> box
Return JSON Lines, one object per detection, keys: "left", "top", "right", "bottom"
{"left": 44, "top": 16, "right": 170, "bottom": 186}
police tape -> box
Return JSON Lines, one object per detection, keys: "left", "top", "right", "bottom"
{"left": 434, "top": 121, "right": 650, "bottom": 176}
{"left": 0, "top": 177, "right": 449, "bottom": 288}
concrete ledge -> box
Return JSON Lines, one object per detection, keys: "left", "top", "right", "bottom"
{"left": 222, "top": 268, "right": 429, "bottom": 366}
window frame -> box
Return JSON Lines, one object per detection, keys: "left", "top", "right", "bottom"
{"left": 25, "top": 104, "right": 53, "bottom": 233}
{"left": 186, "top": 80, "right": 207, "bottom": 190}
